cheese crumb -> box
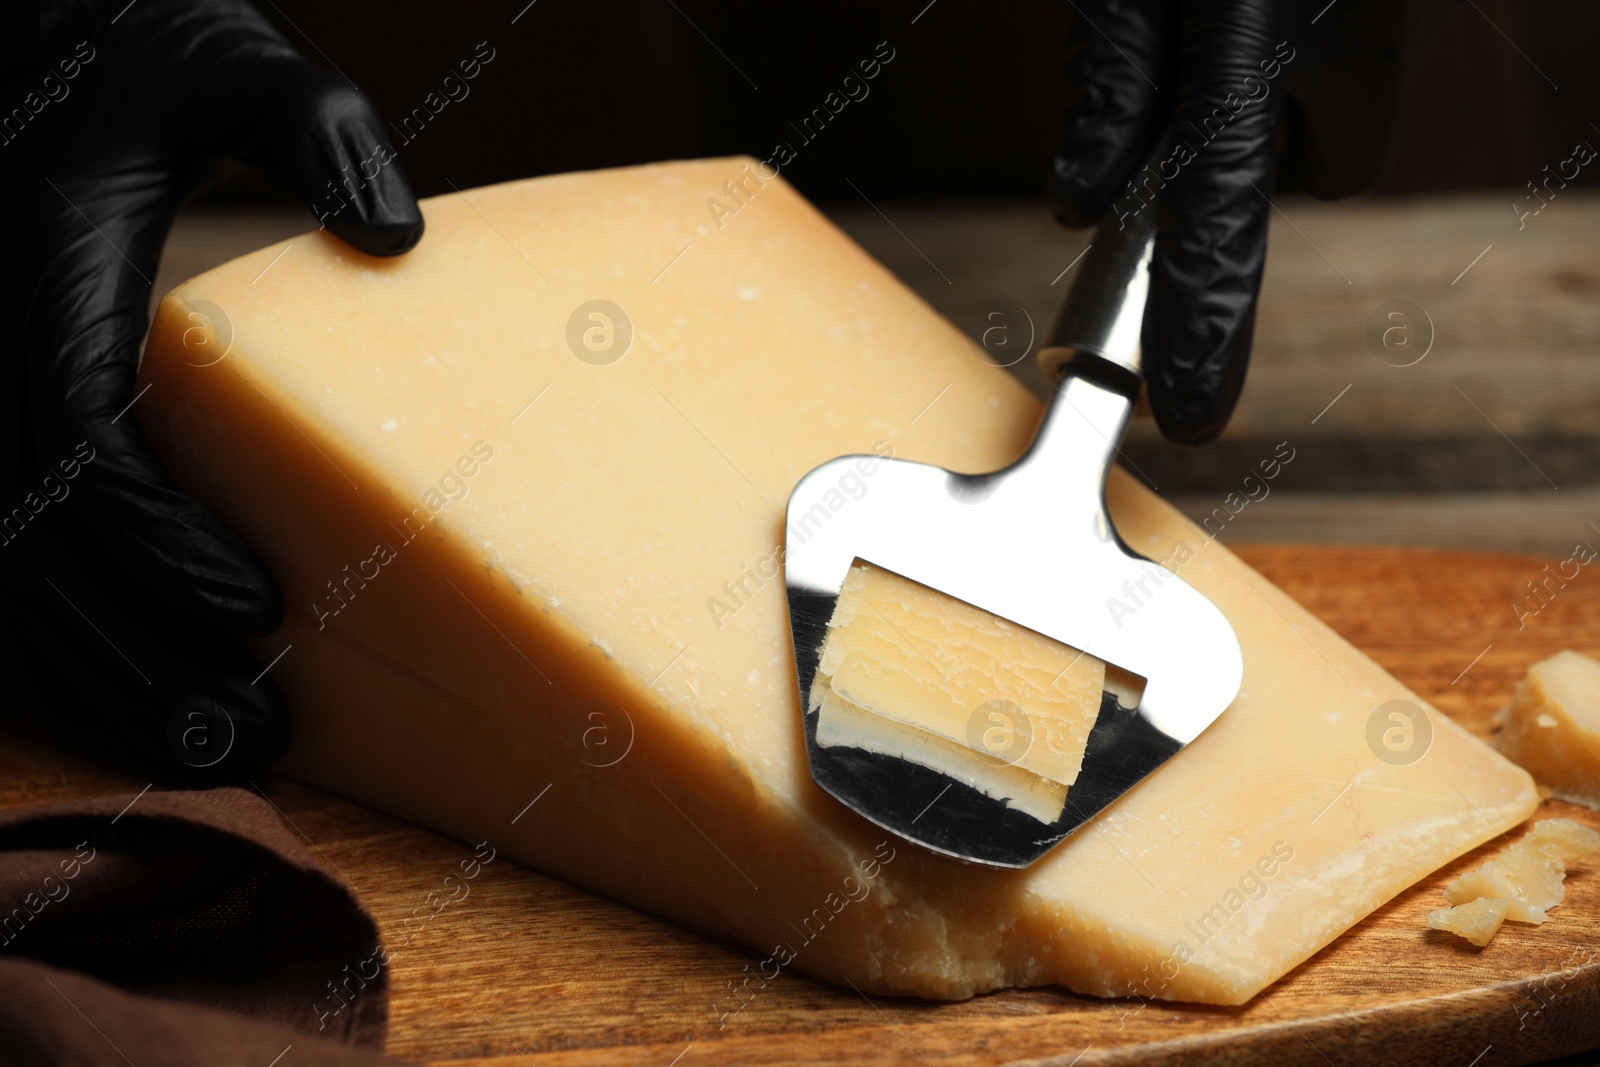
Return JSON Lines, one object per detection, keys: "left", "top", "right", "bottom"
{"left": 1428, "top": 818, "right": 1600, "bottom": 944}
{"left": 1495, "top": 650, "right": 1600, "bottom": 808}
{"left": 1426, "top": 897, "right": 1509, "bottom": 947}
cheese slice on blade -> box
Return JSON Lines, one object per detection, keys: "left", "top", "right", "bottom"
{"left": 138, "top": 158, "right": 1538, "bottom": 1005}
{"left": 815, "top": 689, "right": 1072, "bottom": 824}
{"left": 811, "top": 561, "right": 1106, "bottom": 822}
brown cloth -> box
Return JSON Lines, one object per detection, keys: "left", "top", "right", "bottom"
{"left": 0, "top": 786, "right": 403, "bottom": 1065}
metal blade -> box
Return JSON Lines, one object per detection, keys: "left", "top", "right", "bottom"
{"left": 783, "top": 369, "right": 1243, "bottom": 867}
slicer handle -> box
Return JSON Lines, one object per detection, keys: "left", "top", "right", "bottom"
{"left": 1036, "top": 197, "right": 1157, "bottom": 387}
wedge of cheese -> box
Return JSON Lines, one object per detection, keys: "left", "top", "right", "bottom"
{"left": 138, "top": 158, "right": 1538, "bottom": 1005}
{"left": 812, "top": 561, "right": 1107, "bottom": 822}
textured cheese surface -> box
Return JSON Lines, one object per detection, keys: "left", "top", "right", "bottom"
{"left": 1426, "top": 897, "right": 1509, "bottom": 947}
{"left": 814, "top": 560, "right": 1105, "bottom": 802}
{"left": 139, "top": 158, "right": 1538, "bottom": 1005}
{"left": 815, "top": 689, "right": 1071, "bottom": 824}
{"left": 1496, "top": 650, "right": 1600, "bottom": 809}
{"left": 1442, "top": 817, "right": 1600, "bottom": 924}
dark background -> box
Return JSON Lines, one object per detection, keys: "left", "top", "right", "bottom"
{"left": 216, "top": 0, "right": 1600, "bottom": 209}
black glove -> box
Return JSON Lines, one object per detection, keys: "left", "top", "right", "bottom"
{"left": 0, "top": 0, "right": 422, "bottom": 772}
{"left": 1049, "top": 0, "right": 1456, "bottom": 445}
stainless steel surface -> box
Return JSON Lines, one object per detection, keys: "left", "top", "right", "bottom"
{"left": 783, "top": 205, "right": 1244, "bottom": 868}
{"left": 1036, "top": 203, "right": 1155, "bottom": 381}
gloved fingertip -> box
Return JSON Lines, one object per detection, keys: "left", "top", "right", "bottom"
{"left": 1141, "top": 312, "right": 1254, "bottom": 447}
{"left": 1141, "top": 276, "right": 1257, "bottom": 449}
{"left": 167, "top": 679, "right": 291, "bottom": 774}
{"left": 1149, "top": 402, "right": 1230, "bottom": 448}
{"left": 311, "top": 82, "right": 425, "bottom": 257}
{"left": 326, "top": 210, "right": 424, "bottom": 258}
{"left": 247, "top": 67, "right": 425, "bottom": 259}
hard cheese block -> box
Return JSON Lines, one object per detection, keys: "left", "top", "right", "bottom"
{"left": 813, "top": 561, "right": 1106, "bottom": 823}
{"left": 139, "top": 159, "right": 1537, "bottom": 1005}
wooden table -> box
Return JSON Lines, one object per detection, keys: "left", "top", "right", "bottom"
{"left": 4, "top": 543, "right": 1600, "bottom": 1066}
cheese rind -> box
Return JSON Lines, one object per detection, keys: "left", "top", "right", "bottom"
{"left": 138, "top": 159, "right": 1539, "bottom": 1005}
{"left": 1495, "top": 650, "right": 1600, "bottom": 809}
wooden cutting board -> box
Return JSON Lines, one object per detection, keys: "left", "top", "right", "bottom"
{"left": 3, "top": 543, "right": 1599, "bottom": 1066}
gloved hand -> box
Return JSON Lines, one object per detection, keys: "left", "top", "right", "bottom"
{"left": 0, "top": 0, "right": 422, "bottom": 772}
{"left": 1049, "top": 0, "right": 1456, "bottom": 445}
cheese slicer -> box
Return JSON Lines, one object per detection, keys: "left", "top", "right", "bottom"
{"left": 782, "top": 201, "right": 1244, "bottom": 868}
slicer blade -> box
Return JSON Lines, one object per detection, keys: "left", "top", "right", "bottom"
{"left": 783, "top": 202, "right": 1243, "bottom": 868}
